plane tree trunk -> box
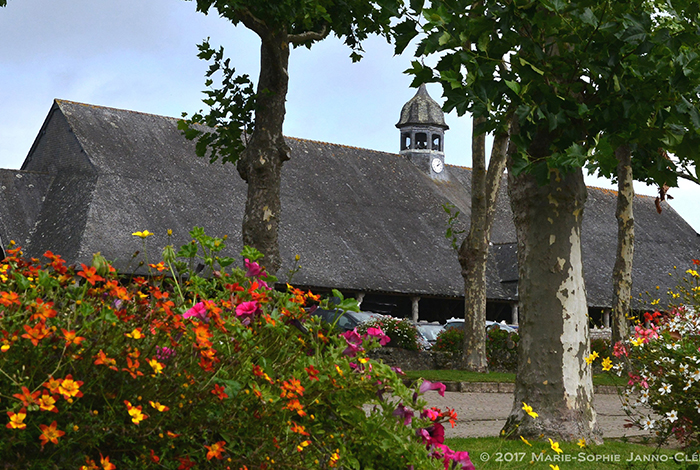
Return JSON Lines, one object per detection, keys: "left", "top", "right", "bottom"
{"left": 502, "top": 159, "right": 601, "bottom": 443}
{"left": 611, "top": 145, "right": 634, "bottom": 345}
{"left": 237, "top": 31, "right": 291, "bottom": 274}
{"left": 458, "top": 118, "right": 511, "bottom": 371}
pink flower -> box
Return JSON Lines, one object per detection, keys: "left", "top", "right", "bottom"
{"left": 392, "top": 403, "right": 414, "bottom": 426}
{"left": 236, "top": 301, "right": 260, "bottom": 325}
{"left": 155, "top": 346, "right": 175, "bottom": 361}
{"left": 366, "top": 327, "right": 391, "bottom": 346}
{"left": 419, "top": 380, "right": 446, "bottom": 397}
{"left": 244, "top": 259, "right": 266, "bottom": 278}
{"left": 183, "top": 302, "right": 209, "bottom": 322}
{"left": 341, "top": 329, "right": 364, "bottom": 357}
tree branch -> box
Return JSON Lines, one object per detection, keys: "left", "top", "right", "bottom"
{"left": 236, "top": 8, "right": 269, "bottom": 39}
{"left": 288, "top": 24, "right": 329, "bottom": 45}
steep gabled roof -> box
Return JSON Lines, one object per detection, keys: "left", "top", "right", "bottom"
{"left": 7, "top": 100, "right": 700, "bottom": 309}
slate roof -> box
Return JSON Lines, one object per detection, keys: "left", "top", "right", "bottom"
{"left": 3, "top": 99, "right": 699, "bottom": 311}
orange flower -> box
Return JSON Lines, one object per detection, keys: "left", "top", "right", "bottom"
{"left": 100, "top": 453, "right": 116, "bottom": 470}
{"left": 38, "top": 392, "right": 59, "bottom": 413}
{"left": 21, "top": 321, "right": 52, "bottom": 346}
{"left": 39, "top": 420, "right": 66, "bottom": 446}
{"left": 284, "top": 399, "right": 307, "bottom": 417}
{"left": 62, "top": 329, "right": 86, "bottom": 347}
{"left": 94, "top": 349, "right": 118, "bottom": 370}
{"left": 122, "top": 356, "right": 143, "bottom": 379}
{"left": 205, "top": 440, "right": 226, "bottom": 460}
{"left": 43, "top": 377, "right": 62, "bottom": 395}
{"left": 290, "top": 421, "right": 309, "bottom": 436}
{"left": 13, "top": 386, "right": 40, "bottom": 406}
{"left": 0, "top": 291, "right": 20, "bottom": 307}
{"left": 6, "top": 408, "right": 27, "bottom": 429}
{"left": 58, "top": 374, "right": 84, "bottom": 399}
{"left": 281, "top": 378, "right": 305, "bottom": 398}
{"left": 28, "top": 298, "right": 57, "bottom": 321}
{"left": 77, "top": 263, "right": 105, "bottom": 286}
{"left": 166, "top": 430, "right": 180, "bottom": 438}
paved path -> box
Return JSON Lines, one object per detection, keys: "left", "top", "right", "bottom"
{"left": 422, "top": 391, "right": 650, "bottom": 440}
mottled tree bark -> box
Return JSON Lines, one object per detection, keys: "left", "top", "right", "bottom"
{"left": 237, "top": 31, "right": 291, "bottom": 274}
{"left": 458, "top": 117, "right": 511, "bottom": 371}
{"left": 502, "top": 161, "right": 601, "bottom": 443}
{"left": 611, "top": 145, "right": 634, "bottom": 345}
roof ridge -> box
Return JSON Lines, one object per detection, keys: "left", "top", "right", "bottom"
{"left": 285, "top": 136, "right": 401, "bottom": 156}
{"left": 587, "top": 185, "right": 655, "bottom": 199}
{"left": 55, "top": 99, "right": 181, "bottom": 123}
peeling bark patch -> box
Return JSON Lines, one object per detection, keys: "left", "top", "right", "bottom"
{"left": 557, "top": 258, "right": 565, "bottom": 271}
{"left": 262, "top": 206, "right": 272, "bottom": 222}
{"left": 557, "top": 226, "right": 594, "bottom": 416}
{"left": 547, "top": 194, "right": 559, "bottom": 207}
{"left": 549, "top": 235, "right": 556, "bottom": 245}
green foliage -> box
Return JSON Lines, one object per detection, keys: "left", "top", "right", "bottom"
{"left": 433, "top": 327, "right": 519, "bottom": 372}
{"left": 357, "top": 316, "right": 421, "bottom": 351}
{"left": 433, "top": 325, "right": 464, "bottom": 353}
{"left": 397, "top": 0, "right": 700, "bottom": 187}
{"left": 443, "top": 203, "right": 465, "bottom": 251}
{"left": 0, "top": 234, "right": 465, "bottom": 469}
{"left": 590, "top": 337, "right": 611, "bottom": 359}
{"left": 178, "top": 40, "right": 256, "bottom": 165}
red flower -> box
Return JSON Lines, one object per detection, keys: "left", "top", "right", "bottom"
{"left": 211, "top": 384, "right": 229, "bottom": 400}
{"left": 39, "top": 421, "right": 65, "bottom": 446}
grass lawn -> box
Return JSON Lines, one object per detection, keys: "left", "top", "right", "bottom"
{"left": 403, "top": 370, "right": 627, "bottom": 387}
{"left": 446, "top": 436, "right": 695, "bottom": 469}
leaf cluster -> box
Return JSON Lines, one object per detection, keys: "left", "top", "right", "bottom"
{"left": 396, "top": 0, "right": 700, "bottom": 186}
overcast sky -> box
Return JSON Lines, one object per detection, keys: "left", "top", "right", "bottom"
{"left": 1, "top": 0, "right": 699, "bottom": 233}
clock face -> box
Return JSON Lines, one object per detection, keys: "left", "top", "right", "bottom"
{"left": 431, "top": 157, "right": 444, "bottom": 174}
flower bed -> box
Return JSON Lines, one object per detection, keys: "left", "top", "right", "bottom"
{"left": 0, "top": 229, "right": 474, "bottom": 469}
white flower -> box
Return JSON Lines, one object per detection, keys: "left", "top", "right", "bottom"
{"left": 684, "top": 381, "right": 693, "bottom": 391}
{"left": 642, "top": 417, "right": 656, "bottom": 430}
{"left": 679, "top": 363, "right": 689, "bottom": 374}
{"left": 658, "top": 383, "right": 672, "bottom": 395}
{"left": 666, "top": 410, "right": 678, "bottom": 423}
{"left": 691, "top": 370, "right": 700, "bottom": 381}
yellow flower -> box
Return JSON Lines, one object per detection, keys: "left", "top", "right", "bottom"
{"left": 132, "top": 230, "right": 154, "bottom": 239}
{"left": 550, "top": 465, "right": 560, "bottom": 470}
{"left": 522, "top": 402, "right": 538, "bottom": 418}
{"left": 148, "top": 358, "right": 165, "bottom": 375}
{"left": 549, "top": 438, "right": 563, "bottom": 454}
{"left": 520, "top": 436, "right": 532, "bottom": 446}
{"left": 126, "top": 328, "right": 144, "bottom": 339}
{"left": 601, "top": 357, "right": 613, "bottom": 371}
{"left": 577, "top": 438, "right": 586, "bottom": 448}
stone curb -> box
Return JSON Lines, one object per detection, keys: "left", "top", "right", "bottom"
{"left": 405, "top": 380, "right": 620, "bottom": 395}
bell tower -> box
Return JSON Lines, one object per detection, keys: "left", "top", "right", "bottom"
{"left": 395, "top": 84, "right": 449, "bottom": 178}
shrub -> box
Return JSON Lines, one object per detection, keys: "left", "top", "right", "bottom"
{"left": 605, "top": 263, "right": 700, "bottom": 448}
{"left": 357, "top": 316, "right": 421, "bottom": 351}
{"left": 0, "top": 229, "right": 474, "bottom": 469}
{"left": 433, "top": 327, "right": 463, "bottom": 354}
{"left": 485, "top": 328, "right": 519, "bottom": 372}
{"left": 432, "top": 326, "right": 519, "bottom": 372}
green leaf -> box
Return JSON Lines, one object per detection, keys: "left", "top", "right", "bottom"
{"left": 240, "top": 246, "right": 264, "bottom": 262}
{"left": 505, "top": 80, "right": 521, "bottom": 94}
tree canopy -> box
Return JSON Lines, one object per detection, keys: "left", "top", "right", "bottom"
{"left": 397, "top": 0, "right": 700, "bottom": 186}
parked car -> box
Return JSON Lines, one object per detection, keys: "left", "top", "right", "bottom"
{"left": 311, "top": 307, "right": 380, "bottom": 332}
{"left": 415, "top": 322, "right": 445, "bottom": 349}
{"left": 444, "top": 318, "right": 518, "bottom": 333}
